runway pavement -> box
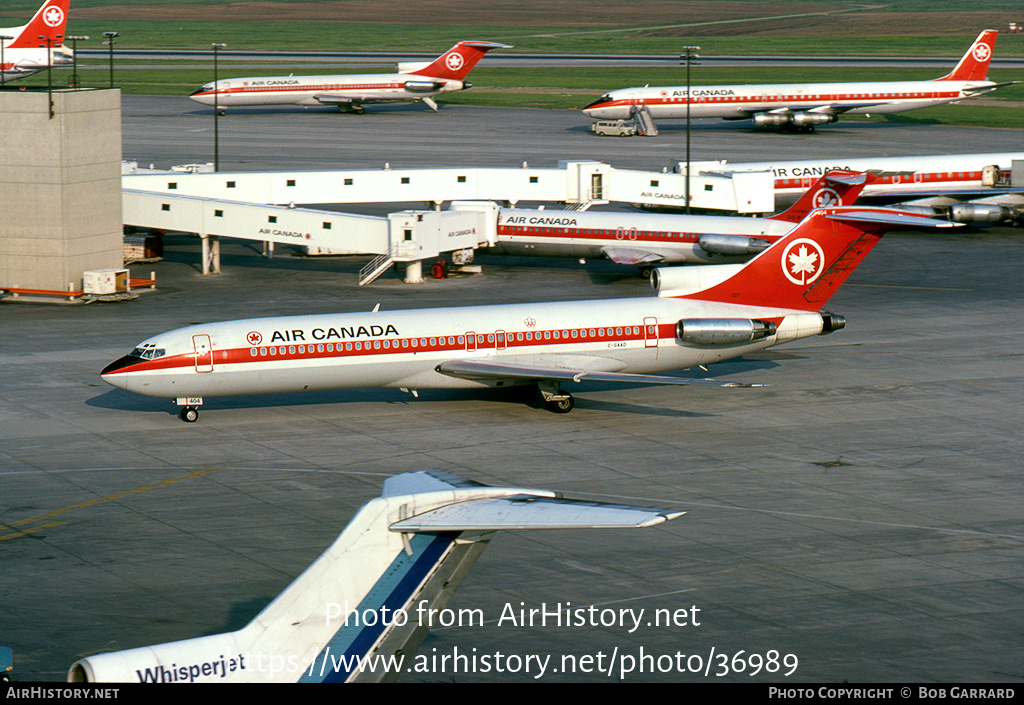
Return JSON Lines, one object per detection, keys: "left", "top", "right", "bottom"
{"left": 1, "top": 97, "right": 1021, "bottom": 683}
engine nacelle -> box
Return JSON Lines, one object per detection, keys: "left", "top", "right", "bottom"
{"left": 698, "top": 233, "right": 772, "bottom": 256}
{"left": 651, "top": 263, "right": 744, "bottom": 297}
{"left": 947, "top": 203, "right": 1013, "bottom": 223}
{"left": 404, "top": 80, "right": 446, "bottom": 93}
{"left": 753, "top": 113, "right": 791, "bottom": 127}
{"left": 791, "top": 112, "right": 837, "bottom": 127}
{"left": 676, "top": 318, "right": 777, "bottom": 346}
{"left": 820, "top": 312, "right": 846, "bottom": 335}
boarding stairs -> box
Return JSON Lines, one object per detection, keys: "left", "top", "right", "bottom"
{"left": 632, "top": 104, "right": 659, "bottom": 137}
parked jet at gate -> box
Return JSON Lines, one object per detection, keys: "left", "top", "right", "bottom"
{"left": 189, "top": 41, "right": 510, "bottom": 113}
{"left": 68, "top": 470, "right": 683, "bottom": 683}
{"left": 710, "top": 152, "right": 1024, "bottom": 224}
{"left": 583, "top": 30, "right": 1014, "bottom": 131}
{"left": 0, "top": 0, "right": 72, "bottom": 81}
{"left": 485, "top": 170, "right": 872, "bottom": 268}
{"left": 102, "top": 207, "right": 958, "bottom": 421}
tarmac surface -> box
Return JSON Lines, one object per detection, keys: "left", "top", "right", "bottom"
{"left": 1, "top": 97, "right": 1022, "bottom": 683}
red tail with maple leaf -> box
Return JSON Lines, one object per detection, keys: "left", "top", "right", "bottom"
{"left": 679, "top": 207, "right": 944, "bottom": 312}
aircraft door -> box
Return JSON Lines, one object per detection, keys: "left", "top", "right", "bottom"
{"left": 465, "top": 331, "right": 477, "bottom": 353}
{"left": 644, "top": 317, "right": 659, "bottom": 348}
{"left": 193, "top": 334, "right": 214, "bottom": 373}
{"left": 495, "top": 330, "right": 507, "bottom": 351}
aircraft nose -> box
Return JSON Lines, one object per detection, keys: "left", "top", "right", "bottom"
{"left": 100, "top": 355, "right": 139, "bottom": 389}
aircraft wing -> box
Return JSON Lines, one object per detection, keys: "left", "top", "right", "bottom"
{"left": 738, "top": 102, "right": 884, "bottom": 118}
{"left": 435, "top": 359, "right": 758, "bottom": 387}
{"left": 601, "top": 246, "right": 666, "bottom": 265}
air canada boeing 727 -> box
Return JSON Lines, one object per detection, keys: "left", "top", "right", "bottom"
{"left": 189, "top": 41, "right": 509, "bottom": 113}
{"left": 583, "top": 30, "right": 1013, "bottom": 131}
{"left": 101, "top": 207, "right": 958, "bottom": 422}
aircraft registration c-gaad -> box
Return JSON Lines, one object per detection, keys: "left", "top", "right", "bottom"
{"left": 101, "top": 207, "right": 958, "bottom": 422}
{"left": 189, "top": 40, "right": 510, "bottom": 113}
{"left": 0, "top": 0, "right": 72, "bottom": 81}
{"left": 487, "top": 170, "right": 873, "bottom": 269}
{"left": 68, "top": 469, "right": 684, "bottom": 683}
{"left": 583, "top": 30, "right": 1016, "bottom": 132}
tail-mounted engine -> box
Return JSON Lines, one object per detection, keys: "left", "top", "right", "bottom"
{"left": 676, "top": 318, "right": 777, "bottom": 346}
{"left": 698, "top": 233, "right": 772, "bottom": 256}
{"left": 820, "top": 312, "right": 846, "bottom": 334}
{"left": 947, "top": 203, "right": 1016, "bottom": 224}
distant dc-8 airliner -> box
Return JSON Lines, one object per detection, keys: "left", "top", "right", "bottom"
{"left": 101, "top": 207, "right": 958, "bottom": 422}
{"left": 189, "top": 41, "right": 509, "bottom": 113}
{"left": 583, "top": 30, "right": 1015, "bottom": 131}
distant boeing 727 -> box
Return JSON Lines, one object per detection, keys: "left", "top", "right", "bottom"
{"left": 101, "top": 207, "right": 958, "bottom": 422}
{"left": 583, "top": 31, "right": 1015, "bottom": 131}
{"left": 190, "top": 41, "right": 509, "bottom": 113}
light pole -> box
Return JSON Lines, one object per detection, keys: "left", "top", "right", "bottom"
{"left": 102, "top": 31, "right": 119, "bottom": 88}
{"left": 39, "top": 34, "right": 61, "bottom": 119}
{"left": 66, "top": 35, "right": 89, "bottom": 87}
{"left": 0, "top": 35, "right": 13, "bottom": 88}
{"left": 211, "top": 42, "right": 226, "bottom": 171}
{"left": 680, "top": 46, "right": 700, "bottom": 214}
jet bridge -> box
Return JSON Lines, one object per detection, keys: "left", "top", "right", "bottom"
{"left": 122, "top": 190, "right": 496, "bottom": 281}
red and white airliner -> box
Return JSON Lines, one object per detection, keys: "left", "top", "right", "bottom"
{"left": 189, "top": 40, "right": 509, "bottom": 113}
{"left": 0, "top": 0, "right": 71, "bottom": 81}
{"left": 487, "top": 170, "right": 871, "bottom": 268}
{"left": 101, "top": 207, "right": 957, "bottom": 421}
{"left": 583, "top": 30, "right": 1014, "bottom": 131}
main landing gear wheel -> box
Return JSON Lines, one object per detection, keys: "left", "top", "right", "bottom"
{"left": 179, "top": 406, "right": 200, "bottom": 423}
{"left": 545, "top": 395, "right": 575, "bottom": 414}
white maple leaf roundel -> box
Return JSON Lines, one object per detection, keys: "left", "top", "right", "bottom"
{"left": 445, "top": 52, "right": 464, "bottom": 71}
{"left": 781, "top": 238, "right": 826, "bottom": 285}
{"left": 812, "top": 187, "right": 841, "bottom": 208}
{"left": 973, "top": 43, "right": 991, "bottom": 62}
{"left": 44, "top": 6, "right": 64, "bottom": 27}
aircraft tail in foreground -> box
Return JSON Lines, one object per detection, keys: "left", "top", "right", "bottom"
{"left": 68, "top": 470, "right": 682, "bottom": 683}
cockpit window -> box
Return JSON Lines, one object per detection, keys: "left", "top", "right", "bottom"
{"left": 130, "top": 344, "right": 166, "bottom": 360}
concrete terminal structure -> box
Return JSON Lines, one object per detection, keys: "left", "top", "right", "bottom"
{"left": 0, "top": 89, "right": 123, "bottom": 296}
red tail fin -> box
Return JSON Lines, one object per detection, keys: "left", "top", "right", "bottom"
{"left": 681, "top": 208, "right": 959, "bottom": 311}
{"left": 936, "top": 30, "right": 997, "bottom": 82}
{"left": 6, "top": 0, "right": 70, "bottom": 49}
{"left": 410, "top": 41, "right": 510, "bottom": 81}
{"left": 769, "top": 170, "right": 874, "bottom": 223}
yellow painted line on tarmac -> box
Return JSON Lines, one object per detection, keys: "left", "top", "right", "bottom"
{"left": 0, "top": 468, "right": 222, "bottom": 541}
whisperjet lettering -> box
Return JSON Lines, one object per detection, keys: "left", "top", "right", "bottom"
{"left": 269, "top": 325, "right": 400, "bottom": 343}
{"left": 136, "top": 654, "right": 247, "bottom": 683}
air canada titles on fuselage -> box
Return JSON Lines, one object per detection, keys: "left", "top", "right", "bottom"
{"left": 502, "top": 215, "right": 579, "bottom": 226}
{"left": 266, "top": 324, "right": 400, "bottom": 343}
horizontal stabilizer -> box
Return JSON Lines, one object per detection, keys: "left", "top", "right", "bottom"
{"left": 824, "top": 208, "right": 963, "bottom": 229}
{"left": 390, "top": 494, "right": 685, "bottom": 532}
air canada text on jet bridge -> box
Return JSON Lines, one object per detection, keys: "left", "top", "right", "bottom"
{"left": 270, "top": 325, "right": 400, "bottom": 343}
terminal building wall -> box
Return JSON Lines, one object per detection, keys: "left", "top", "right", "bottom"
{"left": 0, "top": 89, "right": 123, "bottom": 292}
